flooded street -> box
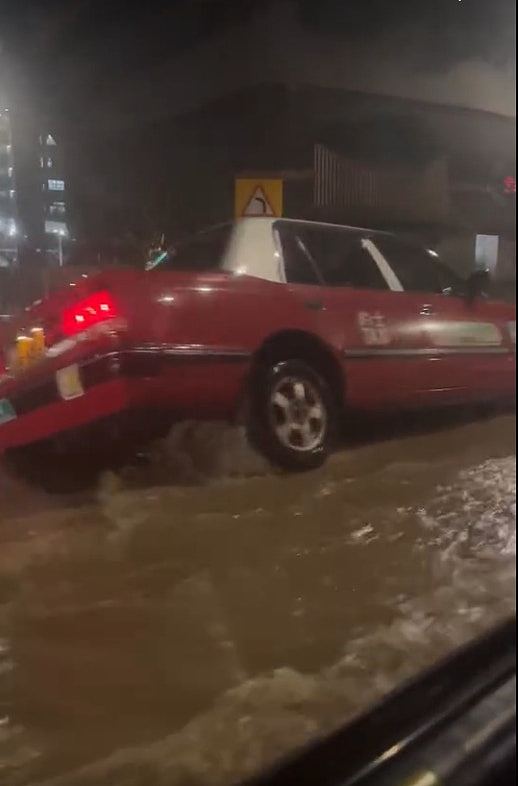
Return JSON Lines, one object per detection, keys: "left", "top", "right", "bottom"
{"left": 0, "top": 413, "right": 515, "bottom": 785}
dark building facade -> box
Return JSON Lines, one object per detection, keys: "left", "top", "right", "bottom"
{"left": 104, "top": 82, "right": 514, "bottom": 283}
{"left": 0, "top": 105, "right": 18, "bottom": 269}
{"left": 1, "top": 89, "right": 69, "bottom": 263}
{"left": 38, "top": 131, "right": 68, "bottom": 242}
{"left": 0, "top": 95, "right": 69, "bottom": 310}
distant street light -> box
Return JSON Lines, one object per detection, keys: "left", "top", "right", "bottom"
{"left": 55, "top": 228, "right": 66, "bottom": 267}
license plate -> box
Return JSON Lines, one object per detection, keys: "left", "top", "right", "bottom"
{"left": 14, "top": 328, "right": 46, "bottom": 370}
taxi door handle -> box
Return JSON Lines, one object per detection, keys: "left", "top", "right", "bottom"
{"left": 420, "top": 304, "right": 435, "bottom": 316}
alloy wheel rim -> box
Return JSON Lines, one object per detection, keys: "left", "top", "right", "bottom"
{"left": 268, "top": 375, "right": 327, "bottom": 452}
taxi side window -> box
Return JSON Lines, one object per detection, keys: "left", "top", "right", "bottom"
{"left": 278, "top": 224, "right": 388, "bottom": 290}
{"left": 375, "top": 237, "right": 458, "bottom": 294}
{"left": 279, "top": 229, "right": 322, "bottom": 285}
{"left": 303, "top": 226, "right": 388, "bottom": 290}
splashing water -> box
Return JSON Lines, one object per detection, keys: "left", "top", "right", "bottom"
{"left": 0, "top": 414, "right": 515, "bottom": 784}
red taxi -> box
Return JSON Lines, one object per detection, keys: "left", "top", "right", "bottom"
{"left": 0, "top": 219, "right": 515, "bottom": 469}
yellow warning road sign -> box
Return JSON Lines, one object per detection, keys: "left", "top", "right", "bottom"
{"left": 235, "top": 178, "right": 283, "bottom": 218}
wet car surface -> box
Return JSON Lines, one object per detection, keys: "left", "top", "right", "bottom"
{"left": 0, "top": 412, "right": 515, "bottom": 784}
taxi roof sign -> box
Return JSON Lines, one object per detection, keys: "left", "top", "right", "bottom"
{"left": 235, "top": 178, "right": 283, "bottom": 218}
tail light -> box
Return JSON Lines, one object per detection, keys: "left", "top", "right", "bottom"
{"left": 61, "top": 291, "right": 119, "bottom": 336}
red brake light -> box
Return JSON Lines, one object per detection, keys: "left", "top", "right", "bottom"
{"left": 62, "top": 291, "right": 119, "bottom": 336}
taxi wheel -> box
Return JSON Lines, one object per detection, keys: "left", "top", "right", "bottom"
{"left": 248, "top": 359, "right": 336, "bottom": 471}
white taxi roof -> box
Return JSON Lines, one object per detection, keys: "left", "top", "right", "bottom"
{"left": 222, "top": 217, "right": 390, "bottom": 283}
{"left": 222, "top": 218, "right": 281, "bottom": 282}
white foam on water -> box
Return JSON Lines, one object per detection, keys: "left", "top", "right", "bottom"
{"left": 416, "top": 457, "right": 516, "bottom": 558}
{"left": 26, "top": 457, "right": 516, "bottom": 786}
{"left": 1, "top": 424, "right": 515, "bottom": 785}
{"left": 28, "top": 575, "right": 514, "bottom": 786}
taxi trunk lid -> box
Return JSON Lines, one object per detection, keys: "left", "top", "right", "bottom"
{"left": 0, "top": 268, "right": 145, "bottom": 377}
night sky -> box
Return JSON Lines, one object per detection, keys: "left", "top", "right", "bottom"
{"left": 2, "top": 0, "right": 515, "bottom": 123}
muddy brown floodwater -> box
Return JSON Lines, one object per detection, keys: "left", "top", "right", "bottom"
{"left": 0, "top": 413, "right": 515, "bottom": 785}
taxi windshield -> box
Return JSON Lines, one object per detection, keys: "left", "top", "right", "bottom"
{"left": 147, "top": 225, "right": 232, "bottom": 272}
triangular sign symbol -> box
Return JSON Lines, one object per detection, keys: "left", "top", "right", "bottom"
{"left": 242, "top": 186, "right": 275, "bottom": 216}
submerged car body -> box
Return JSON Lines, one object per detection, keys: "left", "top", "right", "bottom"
{"left": 0, "top": 218, "right": 515, "bottom": 468}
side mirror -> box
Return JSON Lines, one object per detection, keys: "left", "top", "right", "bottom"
{"left": 465, "top": 268, "right": 490, "bottom": 301}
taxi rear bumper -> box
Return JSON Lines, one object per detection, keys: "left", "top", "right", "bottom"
{"left": 0, "top": 347, "right": 250, "bottom": 452}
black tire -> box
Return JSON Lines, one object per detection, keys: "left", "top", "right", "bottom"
{"left": 247, "top": 359, "right": 337, "bottom": 470}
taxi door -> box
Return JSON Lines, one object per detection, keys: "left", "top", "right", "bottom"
{"left": 371, "top": 236, "right": 511, "bottom": 403}
{"left": 276, "top": 222, "right": 441, "bottom": 410}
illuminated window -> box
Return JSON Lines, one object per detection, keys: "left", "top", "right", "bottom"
{"left": 475, "top": 235, "right": 499, "bottom": 275}
{"left": 48, "top": 179, "right": 65, "bottom": 191}
{"left": 0, "top": 218, "right": 17, "bottom": 237}
{"left": 49, "top": 202, "right": 66, "bottom": 217}
{"left": 45, "top": 220, "right": 67, "bottom": 235}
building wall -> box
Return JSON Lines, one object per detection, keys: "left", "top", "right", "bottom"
{"left": 123, "top": 83, "right": 514, "bottom": 241}
{"left": 436, "top": 233, "right": 476, "bottom": 279}
{"left": 5, "top": 98, "right": 69, "bottom": 257}
{"left": 0, "top": 108, "right": 18, "bottom": 267}
{"left": 39, "top": 132, "right": 68, "bottom": 240}
{"left": 495, "top": 238, "right": 517, "bottom": 284}
{"left": 435, "top": 231, "right": 515, "bottom": 301}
